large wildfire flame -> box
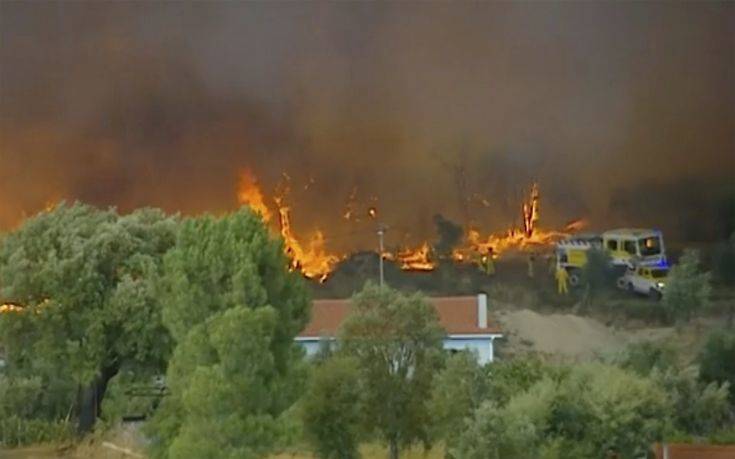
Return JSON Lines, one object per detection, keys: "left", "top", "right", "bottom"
{"left": 238, "top": 171, "right": 338, "bottom": 282}
{"left": 236, "top": 170, "right": 584, "bottom": 281}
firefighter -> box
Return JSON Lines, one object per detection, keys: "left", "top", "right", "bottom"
{"left": 484, "top": 248, "right": 495, "bottom": 276}
{"left": 477, "top": 248, "right": 495, "bottom": 276}
{"left": 556, "top": 265, "right": 569, "bottom": 295}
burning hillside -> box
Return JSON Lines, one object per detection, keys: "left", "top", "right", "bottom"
{"left": 237, "top": 170, "right": 585, "bottom": 282}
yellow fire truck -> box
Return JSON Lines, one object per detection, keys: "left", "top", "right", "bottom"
{"left": 555, "top": 228, "right": 667, "bottom": 286}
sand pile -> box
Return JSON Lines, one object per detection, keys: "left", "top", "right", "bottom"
{"left": 496, "top": 309, "right": 673, "bottom": 360}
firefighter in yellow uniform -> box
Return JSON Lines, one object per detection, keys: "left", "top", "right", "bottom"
{"left": 555, "top": 266, "right": 569, "bottom": 295}
{"left": 478, "top": 248, "right": 495, "bottom": 276}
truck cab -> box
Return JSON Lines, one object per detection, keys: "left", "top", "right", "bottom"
{"left": 601, "top": 229, "right": 666, "bottom": 268}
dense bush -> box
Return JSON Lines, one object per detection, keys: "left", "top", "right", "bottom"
{"left": 581, "top": 249, "right": 616, "bottom": 299}
{"left": 428, "top": 352, "right": 489, "bottom": 456}
{"left": 0, "top": 374, "right": 75, "bottom": 447}
{"left": 301, "top": 357, "right": 362, "bottom": 459}
{"left": 663, "top": 249, "right": 712, "bottom": 323}
{"left": 455, "top": 363, "right": 672, "bottom": 458}
{"left": 699, "top": 330, "right": 735, "bottom": 403}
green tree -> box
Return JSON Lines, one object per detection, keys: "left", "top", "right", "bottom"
{"left": 162, "top": 306, "right": 283, "bottom": 459}
{"left": 615, "top": 340, "right": 678, "bottom": 376}
{"left": 652, "top": 366, "right": 730, "bottom": 436}
{"left": 301, "top": 357, "right": 362, "bottom": 459}
{"left": 581, "top": 248, "right": 615, "bottom": 300}
{"left": 699, "top": 330, "right": 735, "bottom": 403}
{"left": 662, "top": 249, "right": 712, "bottom": 323}
{"left": 456, "top": 363, "right": 672, "bottom": 458}
{"left": 146, "top": 208, "right": 310, "bottom": 458}
{"left": 0, "top": 204, "right": 178, "bottom": 433}
{"left": 485, "top": 353, "right": 551, "bottom": 406}
{"left": 428, "top": 352, "right": 488, "bottom": 457}
{"left": 339, "top": 283, "right": 444, "bottom": 459}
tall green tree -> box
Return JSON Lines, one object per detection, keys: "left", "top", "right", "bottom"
{"left": 0, "top": 204, "right": 178, "bottom": 432}
{"left": 339, "top": 283, "right": 444, "bottom": 459}
{"left": 663, "top": 249, "right": 711, "bottom": 323}
{"left": 146, "top": 208, "right": 310, "bottom": 458}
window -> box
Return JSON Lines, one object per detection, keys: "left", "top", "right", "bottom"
{"left": 607, "top": 240, "right": 618, "bottom": 251}
{"left": 639, "top": 236, "right": 662, "bottom": 256}
{"left": 624, "top": 240, "right": 637, "bottom": 255}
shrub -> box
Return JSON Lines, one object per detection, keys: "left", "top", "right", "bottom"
{"left": 662, "top": 249, "right": 711, "bottom": 323}
{"left": 699, "top": 330, "right": 735, "bottom": 403}
{"left": 301, "top": 357, "right": 362, "bottom": 459}
{"left": 428, "top": 352, "right": 488, "bottom": 455}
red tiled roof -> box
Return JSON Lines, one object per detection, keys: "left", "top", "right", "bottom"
{"left": 653, "top": 443, "right": 735, "bottom": 459}
{"left": 299, "top": 295, "right": 501, "bottom": 338}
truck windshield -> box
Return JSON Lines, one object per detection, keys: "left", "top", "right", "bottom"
{"left": 650, "top": 268, "right": 668, "bottom": 279}
{"left": 639, "top": 236, "right": 662, "bottom": 256}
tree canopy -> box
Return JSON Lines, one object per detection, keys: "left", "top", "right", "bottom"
{"left": 0, "top": 203, "right": 178, "bottom": 432}
{"left": 146, "top": 208, "right": 311, "bottom": 458}
{"left": 338, "top": 283, "right": 444, "bottom": 459}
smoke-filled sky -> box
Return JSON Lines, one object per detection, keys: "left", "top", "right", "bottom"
{"left": 1, "top": 2, "right": 733, "bottom": 248}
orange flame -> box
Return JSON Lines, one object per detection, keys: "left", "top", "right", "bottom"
{"left": 237, "top": 170, "right": 272, "bottom": 222}
{"left": 451, "top": 183, "right": 585, "bottom": 262}
{"left": 396, "top": 241, "right": 436, "bottom": 271}
{"left": 237, "top": 170, "right": 337, "bottom": 282}
{"left": 274, "top": 188, "right": 338, "bottom": 283}
{"left": 0, "top": 303, "right": 23, "bottom": 314}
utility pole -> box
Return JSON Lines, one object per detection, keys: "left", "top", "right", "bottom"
{"left": 377, "top": 224, "right": 386, "bottom": 287}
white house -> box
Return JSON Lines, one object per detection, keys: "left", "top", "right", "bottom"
{"left": 296, "top": 293, "right": 503, "bottom": 364}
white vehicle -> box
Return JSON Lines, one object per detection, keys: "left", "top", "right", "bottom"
{"left": 619, "top": 265, "right": 669, "bottom": 299}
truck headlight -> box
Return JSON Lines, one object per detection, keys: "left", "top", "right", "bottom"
{"left": 656, "top": 282, "right": 665, "bottom": 289}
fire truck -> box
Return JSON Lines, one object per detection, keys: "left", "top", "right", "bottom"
{"left": 555, "top": 228, "right": 667, "bottom": 287}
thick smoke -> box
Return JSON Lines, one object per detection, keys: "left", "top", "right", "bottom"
{"left": 1, "top": 2, "right": 733, "bottom": 248}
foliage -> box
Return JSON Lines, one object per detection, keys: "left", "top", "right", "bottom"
{"left": 456, "top": 363, "right": 672, "bottom": 458}
{"left": 581, "top": 248, "right": 615, "bottom": 298}
{"left": 0, "top": 374, "right": 75, "bottom": 446}
{"left": 0, "top": 204, "right": 178, "bottom": 432}
{"left": 485, "top": 354, "right": 551, "bottom": 406}
{"left": 651, "top": 366, "right": 731, "bottom": 436}
{"left": 146, "top": 208, "right": 311, "bottom": 459}
{"left": 699, "top": 329, "right": 735, "bottom": 403}
{"left": 301, "top": 357, "right": 362, "bottom": 459}
{"left": 100, "top": 369, "right": 164, "bottom": 425}
{"left": 428, "top": 352, "right": 488, "bottom": 456}
{"left": 713, "top": 233, "right": 735, "bottom": 286}
{"left": 0, "top": 416, "right": 74, "bottom": 448}
{"left": 158, "top": 307, "right": 284, "bottom": 459}
{"left": 614, "top": 340, "right": 678, "bottom": 376}
{"left": 662, "top": 249, "right": 712, "bottom": 323}
{"left": 338, "top": 283, "right": 445, "bottom": 459}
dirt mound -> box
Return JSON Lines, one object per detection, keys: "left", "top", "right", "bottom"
{"left": 496, "top": 309, "right": 673, "bottom": 360}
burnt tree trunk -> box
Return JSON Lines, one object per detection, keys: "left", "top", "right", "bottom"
{"left": 77, "top": 362, "right": 120, "bottom": 434}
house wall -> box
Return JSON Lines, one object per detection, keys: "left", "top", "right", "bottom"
{"left": 295, "top": 336, "right": 498, "bottom": 364}
{"left": 443, "top": 337, "right": 494, "bottom": 364}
